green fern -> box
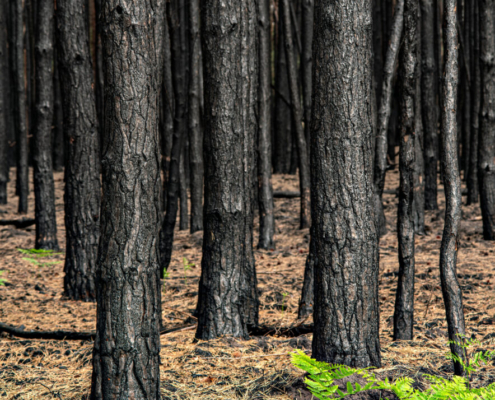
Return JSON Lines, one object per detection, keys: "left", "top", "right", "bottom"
{"left": 0, "top": 270, "right": 6, "bottom": 286}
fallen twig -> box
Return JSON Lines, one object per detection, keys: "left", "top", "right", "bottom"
{"left": 0, "top": 218, "right": 36, "bottom": 229}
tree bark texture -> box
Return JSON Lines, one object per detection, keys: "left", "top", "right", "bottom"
{"left": 179, "top": 142, "right": 188, "bottom": 231}
{"left": 91, "top": 0, "right": 164, "bottom": 398}
{"left": 467, "top": 0, "right": 480, "bottom": 205}
{"left": 257, "top": 0, "right": 275, "bottom": 250}
{"left": 33, "top": 0, "right": 59, "bottom": 251}
{"left": 301, "top": 0, "right": 314, "bottom": 149}
{"left": 12, "top": 0, "right": 29, "bottom": 214}
{"left": 0, "top": 1, "right": 8, "bottom": 205}
{"left": 373, "top": 0, "right": 404, "bottom": 236}
{"left": 440, "top": 0, "right": 467, "bottom": 376}
{"left": 196, "top": 0, "right": 259, "bottom": 339}
{"left": 479, "top": 0, "right": 495, "bottom": 240}
{"left": 461, "top": 1, "right": 471, "bottom": 181}
{"left": 56, "top": 0, "right": 101, "bottom": 301}
{"left": 297, "top": 233, "right": 315, "bottom": 319}
{"left": 281, "top": 0, "right": 310, "bottom": 230}
{"left": 188, "top": 0, "right": 203, "bottom": 233}
{"left": 52, "top": 54, "right": 65, "bottom": 172}
{"left": 311, "top": 0, "right": 381, "bottom": 368}
{"left": 421, "top": 0, "right": 439, "bottom": 210}
{"left": 393, "top": 0, "right": 417, "bottom": 341}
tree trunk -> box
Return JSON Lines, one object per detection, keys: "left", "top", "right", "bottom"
{"left": 188, "top": 0, "right": 203, "bottom": 233}
{"left": 56, "top": 0, "right": 101, "bottom": 301}
{"left": 179, "top": 142, "right": 189, "bottom": 231}
{"left": 12, "top": 0, "right": 29, "bottom": 214}
{"left": 393, "top": 0, "right": 417, "bottom": 341}
{"left": 297, "top": 233, "right": 315, "bottom": 319}
{"left": 33, "top": 0, "right": 59, "bottom": 251}
{"left": 311, "top": 0, "right": 381, "bottom": 368}
{"left": 91, "top": 0, "right": 164, "bottom": 397}
{"left": 373, "top": 0, "right": 404, "bottom": 236}
{"left": 440, "top": 0, "right": 467, "bottom": 376}
{"left": 479, "top": 0, "right": 495, "bottom": 240}
{"left": 281, "top": 0, "right": 310, "bottom": 230}
{"left": 93, "top": 0, "right": 104, "bottom": 140}
{"left": 257, "top": 0, "right": 275, "bottom": 250}
{"left": 52, "top": 53, "right": 65, "bottom": 172}
{"left": 301, "top": 0, "right": 313, "bottom": 149}
{"left": 421, "top": 0, "right": 439, "bottom": 211}
{"left": 467, "top": 0, "right": 480, "bottom": 205}
{"left": 196, "top": 0, "right": 259, "bottom": 339}
{"left": 0, "top": 0, "right": 9, "bottom": 205}
{"left": 461, "top": 0, "right": 471, "bottom": 182}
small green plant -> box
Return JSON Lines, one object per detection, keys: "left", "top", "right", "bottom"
{"left": 162, "top": 270, "right": 170, "bottom": 292}
{"left": 18, "top": 248, "right": 62, "bottom": 268}
{"left": 281, "top": 292, "right": 289, "bottom": 316}
{"left": 0, "top": 270, "right": 7, "bottom": 286}
{"left": 182, "top": 257, "right": 195, "bottom": 285}
{"left": 291, "top": 343, "right": 495, "bottom": 400}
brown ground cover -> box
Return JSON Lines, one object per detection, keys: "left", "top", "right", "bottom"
{"left": 0, "top": 166, "right": 494, "bottom": 399}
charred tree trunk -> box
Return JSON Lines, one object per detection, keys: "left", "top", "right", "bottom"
{"left": 373, "top": 0, "right": 404, "bottom": 236}
{"left": 479, "top": 0, "right": 495, "bottom": 240}
{"left": 461, "top": 1, "right": 471, "bottom": 181}
{"left": 188, "top": 0, "right": 203, "bottom": 233}
{"left": 56, "top": 0, "right": 101, "bottom": 301}
{"left": 281, "top": 0, "right": 310, "bottom": 230}
{"left": 52, "top": 54, "right": 65, "bottom": 172}
{"left": 91, "top": 0, "right": 164, "bottom": 397}
{"left": 257, "top": 0, "right": 275, "bottom": 250}
{"left": 0, "top": 0, "right": 8, "bottom": 205}
{"left": 467, "top": 0, "right": 480, "bottom": 205}
{"left": 93, "top": 0, "right": 104, "bottom": 136}
{"left": 297, "top": 232, "right": 315, "bottom": 319}
{"left": 196, "top": 0, "right": 259, "bottom": 339}
{"left": 311, "top": 0, "right": 381, "bottom": 368}
{"left": 33, "top": 0, "right": 58, "bottom": 251}
{"left": 440, "top": 0, "right": 467, "bottom": 376}
{"left": 421, "top": 0, "right": 439, "bottom": 210}
{"left": 393, "top": 0, "right": 417, "bottom": 341}
{"left": 12, "top": 0, "right": 29, "bottom": 214}
{"left": 301, "top": 0, "right": 313, "bottom": 149}
{"left": 179, "top": 143, "right": 188, "bottom": 231}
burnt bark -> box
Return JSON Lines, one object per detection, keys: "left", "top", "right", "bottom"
{"left": 460, "top": 1, "right": 471, "bottom": 181}
{"left": 0, "top": 0, "right": 8, "bottom": 205}
{"left": 393, "top": 0, "right": 417, "bottom": 341}
{"left": 93, "top": 0, "right": 104, "bottom": 135}
{"left": 195, "top": 0, "right": 259, "bottom": 339}
{"left": 297, "top": 233, "right": 315, "bottom": 319}
{"left": 91, "top": 0, "right": 164, "bottom": 398}
{"left": 52, "top": 54, "right": 65, "bottom": 172}
{"left": 257, "top": 0, "right": 275, "bottom": 250}
{"left": 479, "top": 0, "right": 495, "bottom": 240}
{"left": 12, "top": 0, "right": 29, "bottom": 214}
{"left": 421, "top": 0, "right": 439, "bottom": 210}
{"left": 281, "top": 0, "right": 310, "bottom": 229}
{"left": 188, "top": 0, "right": 203, "bottom": 233}
{"left": 301, "top": 0, "right": 313, "bottom": 148}
{"left": 467, "top": 0, "right": 480, "bottom": 205}
{"left": 373, "top": 0, "right": 404, "bottom": 236}
{"left": 311, "top": 0, "right": 381, "bottom": 368}
{"left": 33, "top": 0, "right": 59, "bottom": 251}
{"left": 56, "top": 0, "right": 101, "bottom": 301}
{"left": 179, "top": 142, "right": 188, "bottom": 231}
{"left": 440, "top": 0, "right": 467, "bottom": 376}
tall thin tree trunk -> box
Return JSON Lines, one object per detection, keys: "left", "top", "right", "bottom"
{"left": 179, "top": 142, "right": 188, "bottom": 231}
{"left": 91, "top": 0, "right": 164, "bottom": 397}
{"left": 373, "top": 0, "right": 404, "bottom": 236}
{"left": 281, "top": 0, "right": 310, "bottom": 230}
{"left": 479, "top": 0, "right": 495, "bottom": 240}
{"left": 301, "top": 0, "right": 313, "bottom": 149}
{"left": 440, "top": 0, "right": 467, "bottom": 376}
{"left": 188, "top": 0, "right": 203, "bottom": 233}
{"left": 0, "top": 0, "right": 9, "bottom": 205}
{"left": 33, "top": 0, "right": 58, "bottom": 250}
{"left": 257, "top": 0, "right": 275, "bottom": 250}
{"left": 394, "top": 0, "right": 417, "bottom": 341}
{"left": 57, "top": 0, "right": 101, "bottom": 301}
{"left": 297, "top": 232, "right": 315, "bottom": 319}
{"left": 422, "top": 0, "right": 439, "bottom": 211}
{"left": 311, "top": 0, "right": 381, "bottom": 368}
{"left": 12, "top": 0, "right": 29, "bottom": 214}
{"left": 52, "top": 53, "right": 65, "bottom": 172}
{"left": 196, "top": 0, "right": 259, "bottom": 339}
{"left": 461, "top": 0, "right": 471, "bottom": 182}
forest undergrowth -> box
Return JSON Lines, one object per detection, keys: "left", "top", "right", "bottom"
{"left": 0, "top": 167, "right": 494, "bottom": 399}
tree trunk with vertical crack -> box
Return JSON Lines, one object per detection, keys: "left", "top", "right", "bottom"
{"left": 311, "top": 0, "right": 381, "bottom": 368}
{"left": 33, "top": 0, "right": 59, "bottom": 251}
{"left": 91, "top": 1, "right": 164, "bottom": 397}
{"left": 56, "top": 0, "right": 101, "bottom": 301}
{"left": 195, "top": 0, "right": 259, "bottom": 339}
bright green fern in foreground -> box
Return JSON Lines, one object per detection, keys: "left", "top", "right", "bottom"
{"left": 291, "top": 346, "right": 495, "bottom": 400}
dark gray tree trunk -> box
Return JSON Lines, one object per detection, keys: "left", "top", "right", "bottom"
{"left": 461, "top": 1, "right": 471, "bottom": 182}
{"left": 301, "top": 0, "right": 313, "bottom": 149}
{"left": 440, "top": 0, "right": 467, "bottom": 376}
{"left": 373, "top": 0, "right": 384, "bottom": 124}
{"left": 257, "top": 0, "right": 275, "bottom": 250}
{"left": 91, "top": 0, "right": 164, "bottom": 397}
{"left": 179, "top": 142, "right": 188, "bottom": 231}
{"left": 421, "top": 0, "right": 439, "bottom": 211}
{"left": 93, "top": 0, "right": 104, "bottom": 137}
{"left": 393, "top": 0, "right": 417, "bottom": 341}
{"left": 281, "top": 0, "right": 310, "bottom": 229}
{"left": 12, "top": 0, "right": 29, "bottom": 214}
{"left": 196, "top": 0, "right": 259, "bottom": 339}
{"left": 311, "top": 0, "right": 381, "bottom": 368}
{"left": 52, "top": 54, "right": 65, "bottom": 172}
{"left": 188, "top": 0, "right": 203, "bottom": 233}
{"left": 33, "top": 0, "right": 59, "bottom": 251}
{"left": 297, "top": 233, "right": 315, "bottom": 319}
{"left": 0, "top": 0, "right": 9, "bottom": 205}
{"left": 467, "top": 0, "right": 480, "bottom": 205}
{"left": 373, "top": 0, "right": 404, "bottom": 236}
{"left": 479, "top": 0, "right": 495, "bottom": 240}
{"left": 56, "top": 0, "right": 101, "bottom": 301}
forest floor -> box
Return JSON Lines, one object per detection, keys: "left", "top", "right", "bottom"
{"left": 0, "top": 165, "right": 494, "bottom": 399}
